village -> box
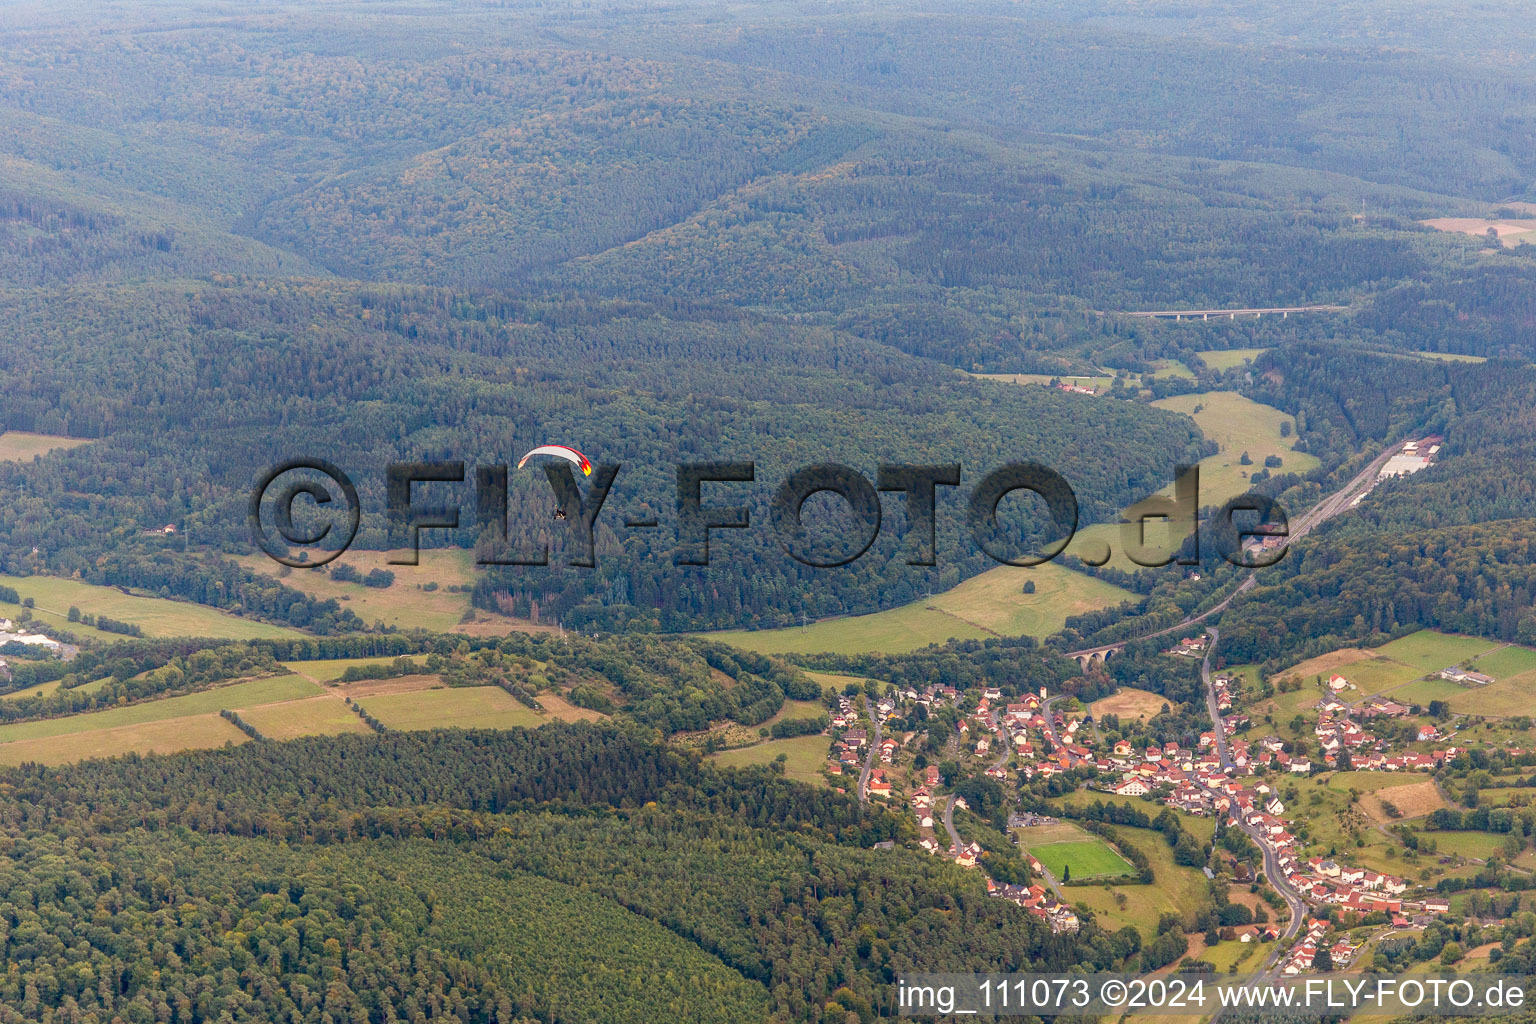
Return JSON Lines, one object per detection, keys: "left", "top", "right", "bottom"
{"left": 820, "top": 630, "right": 1478, "bottom": 960}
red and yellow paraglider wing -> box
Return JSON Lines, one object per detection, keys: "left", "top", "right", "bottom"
{"left": 517, "top": 445, "right": 593, "bottom": 476}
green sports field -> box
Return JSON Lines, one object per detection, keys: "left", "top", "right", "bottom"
{"left": 1050, "top": 824, "right": 1212, "bottom": 938}
{"left": 1024, "top": 839, "right": 1135, "bottom": 881}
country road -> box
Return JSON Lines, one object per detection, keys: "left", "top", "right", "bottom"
{"left": 1202, "top": 628, "right": 1307, "bottom": 946}
{"left": 941, "top": 793, "right": 962, "bottom": 857}
{"left": 1199, "top": 627, "right": 1309, "bottom": 1019}
{"left": 857, "top": 693, "right": 882, "bottom": 803}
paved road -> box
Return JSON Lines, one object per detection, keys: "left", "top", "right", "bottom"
{"left": 984, "top": 706, "right": 1012, "bottom": 772}
{"left": 941, "top": 793, "right": 963, "bottom": 857}
{"left": 1067, "top": 441, "right": 1407, "bottom": 659}
{"left": 857, "top": 694, "right": 882, "bottom": 803}
{"left": 1199, "top": 626, "right": 1309, "bottom": 990}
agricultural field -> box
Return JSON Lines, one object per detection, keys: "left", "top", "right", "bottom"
{"left": 708, "top": 601, "right": 987, "bottom": 655}
{"left": 356, "top": 686, "right": 546, "bottom": 731}
{"left": 715, "top": 390, "right": 1306, "bottom": 654}
{"left": 1414, "top": 351, "right": 1488, "bottom": 364}
{"left": 708, "top": 733, "right": 832, "bottom": 786}
{"left": 973, "top": 372, "right": 1116, "bottom": 393}
{"left": 0, "top": 573, "right": 304, "bottom": 641}
{"left": 1288, "top": 774, "right": 1414, "bottom": 876}
{"left": 0, "top": 678, "right": 61, "bottom": 701}
{"left": 0, "top": 713, "right": 247, "bottom": 766}
{"left": 282, "top": 655, "right": 423, "bottom": 684}
{"left": 1354, "top": 780, "right": 1448, "bottom": 824}
{"left": 1222, "top": 663, "right": 1263, "bottom": 691}
{"left": 1409, "top": 828, "right": 1513, "bottom": 861}
{"left": 537, "top": 692, "right": 608, "bottom": 723}
{"left": 1203, "top": 935, "right": 1265, "bottom": 972}
{"left": 802, "top": 670, "right": 886, "bottom": 695}
{"left": 1252, "top": 686, "right": 1320, "bottom": 734}
{"left": 1149, "top": 360, "right": 1194, "bottom": 379}
{"left": 1391, "top": 677, "right": 1466, "bottom": 706}
{"left": 0, "top": 432, "right": 92, "bottom": 462}
{"left": 1372, "top": 631, "right": 1502, "bottom": 675}
{"left": 333, "top": 674, "right": 445, "bottom": 698}
{"left": 235, "top": 695, "right": 373, "bottom": 740}
{"left": 1047, "top": 390, "right": 1316, "bottom": 572}
{"left": 1195, "top": 348, "right": 1269, "bottom": 371}
{"left": 240, "top": 548, "right": 556, "bottom": 637}
{"left": 765, "top": 699, "right": 829, "bottom": 725}
{"left": 1338, "top": 656, "right": 1428, "bottom": 695}
{"left": 708, "top": 560, "right": 1132, "bottom": 655}
{"left": 1444, "top": 671, "right": 1536, "bottom": 716}
{"left": 235, "top": 549, "right": 479, "bottom": 633}
{"left": 1283, "top": 646, "right": 1381, "bottom": 681}
{"left": 1420, "top": 217, "right": 1536, "bottom": 248}
{"left": 1090, "top": 688, "right": 1169, "bottom": 722}
{"left": 1148, "top": 391, "right": 1316, "bottom": 509}
{"left": 0, "top": 674, "right": 322, "bottom": 744}
{"left": 1470, "top": 645, "right": 1536, "bottom": 680}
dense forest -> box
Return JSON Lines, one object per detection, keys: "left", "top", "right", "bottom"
{"left": 2, "top": 0, "right": 1535, "bottom": 635}
{"left": 0, "top": 726, "right": 1142, "bottom": 1023}
{"left": 3, "top": 1, "right": 1536, "bottom": 1018}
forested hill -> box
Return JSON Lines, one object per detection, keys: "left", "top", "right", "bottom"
{"left": 0, "top": 726, "right": 1135, "bottom": 1023}
{"left": 1, "top": 0, "right": 1534, "bottom": 634}
{"left": 0, "top": 281, "right": 1206, "bottom": 630}
{"left": 1217, "top": 347, "right": 1536, "bottom": 666}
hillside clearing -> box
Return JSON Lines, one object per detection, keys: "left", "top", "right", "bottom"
{"left": 357, "top": 686, "right": 546, "bottom": 731}
{"left": 0, "top": 431, "right": 92, "bottom": 462}
{"left": 707, "top": 560, "right": 1132, "bottom": 655}
{"left": 709, "top": 734, "right": 831, "bottom": 785}
{"left": 0, "top": 713, "right": 248, "bottom": 766}
{"left": 235, "top": 696, "right": 374, "bottom": 740}
{"left": 0, "top": 675, "right": 322, "bottom": 744}
{"left": 0, "top": 573, "right": 304, "bottom": 641}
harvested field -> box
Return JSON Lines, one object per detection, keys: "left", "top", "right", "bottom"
{"left": 1287, "top": 647, "right": 1377, "bottom": 679}
{"left": 1421, "top": 217, "right": 1536, "bottom": 247}
{"left": 0, "top": 713, "right": 247, "bottom": 766}
{"left": 334, "top": 674, "right": 446, "bottom": 698}
{"left": 539, "top": 692, "right": 608, "bottom": 723}
{"left": 236, "top": 696, "right": 373, "bottom": 740}
{"left": 1090, "top": 688, "right": 1169, "bottom": 721}
{"left": 1359, "top": 780, "right": 1447, "bottom": 823}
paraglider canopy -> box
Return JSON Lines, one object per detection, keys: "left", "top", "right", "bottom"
{"left": 517, "top": 445, "right": 592, "bottom": 476}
